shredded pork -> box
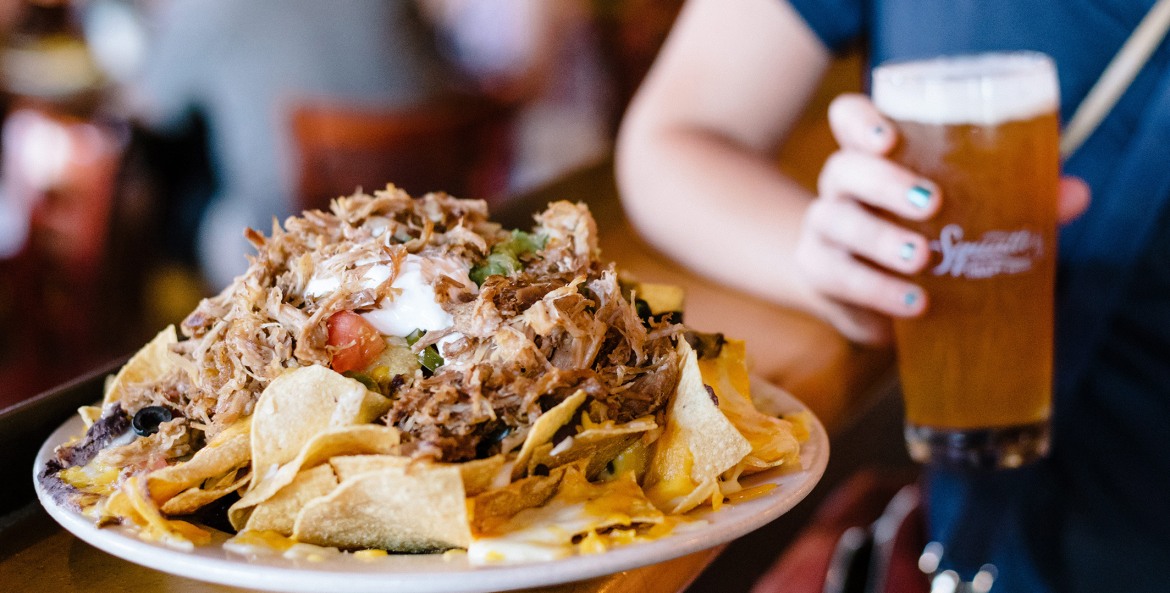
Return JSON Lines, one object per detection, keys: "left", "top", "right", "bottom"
{"left": 69, "top": 186, "right": 682, "bottom": 468}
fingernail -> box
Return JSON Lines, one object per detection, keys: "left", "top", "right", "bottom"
{"left": 907, "top": 184, "right": 933, "bottom": 209}
{"left": 903, "top": 289, "right": 922, "bottom": 308}
{"left": 899, "top": 241, "right": 916, "bottom": 261}
{"left": 873, "top": 124, "right": 887, "bottom": 137}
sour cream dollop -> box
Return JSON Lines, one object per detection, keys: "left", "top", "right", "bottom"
{"left": 305, "top": 253, "right": 473, "bottom": 341}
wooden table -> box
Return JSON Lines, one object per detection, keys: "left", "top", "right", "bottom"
{"left": 0, "top": 159, "right": 902, "bottom": 593}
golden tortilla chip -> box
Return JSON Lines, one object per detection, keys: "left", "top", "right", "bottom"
{"left": 459, "top": 454, "right": 509, "bottom": 496}
{"left": 78, "top": 405, "right": 103, "bottom": 429}
{"left": 467, "top": 465, "right": 664, "bottom": 564}
{"left": 598, "top": 437, "right": 653, "bottom": 483}
{"left": 249, "top": 365, "right": 392, "bottom": 483}
{"left": 556, "top": 465, "right": 662, "bottom": 525}
{"left": 669, "top": 477, "right": 720, "bottom": 517}
{"left": 103, "top": 326, "right": 179, "bottom": 406}
{"left": 229, "top": 424, "right": 400, "bottom": 529}
{"left": 160, "top": 469, "right": 251, "bottom": 515}
{"left": 294, "top": 462, "right": 470, "bottom": 552}
{"left": 329, "top": 453, "right": 506, "bottom": 497}
{"left": 698, "top": 339, "right": 801, "bottom": 476}
{"left": 245, "top": 464, "right": 339, "bottom": 535}
{"left": 635, "top": 282, "right": 685, "bottom": 316}
{"left": 471, "top": 466, "right": 570, "bottom": 536}
{"left": 328, "top": 454, "right": 410, "bottom": 482}
{"left": 527, "top": 416, "right": 656, "bottom": 479}
{"left": 105, "top": 475, "right": 212, "bottom": 550}
{"left": 644, "top": 340, "right": 750, "bottom": 514}
{"left": 147, "top": 417, "right": 251, "bottom": 504}
{"left": 511, "top": 389, "right": 587, "bottom": 480}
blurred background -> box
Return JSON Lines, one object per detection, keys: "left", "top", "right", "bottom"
{"left": 0, "top": 0, "right": 856, "bottom": 409}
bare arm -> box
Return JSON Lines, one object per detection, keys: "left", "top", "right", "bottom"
{"left": 620, "top": 0, "right": 950, "bottom": 345}
{"left": 619, "top": 0, "right": 1089, "bottom": 345}
{"left": 617, "top": 0, "right": 849, "bottom": 332}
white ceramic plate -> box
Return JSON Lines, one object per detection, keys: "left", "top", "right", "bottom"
{"left": 34, "top": 379, "right": 828, "bottom": 593}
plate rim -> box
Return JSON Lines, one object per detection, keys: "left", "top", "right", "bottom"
{"left": 33, "top": 379, "right": 829, "bottom": 593}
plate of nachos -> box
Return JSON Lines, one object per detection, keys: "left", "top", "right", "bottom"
{"left": 34, "top": 186, "right": 827, "bottom": 593}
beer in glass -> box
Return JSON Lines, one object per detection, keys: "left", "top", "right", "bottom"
{"left": 872, "top": 52, "right": 1060, "bottom": 468}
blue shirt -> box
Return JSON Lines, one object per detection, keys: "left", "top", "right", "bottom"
{"left": 785, "top": 1, "right": 1170, "bottom": 590}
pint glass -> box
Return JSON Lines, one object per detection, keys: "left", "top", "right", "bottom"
{"left": 872, "top": 53, "right": 1060, "bottom": 468}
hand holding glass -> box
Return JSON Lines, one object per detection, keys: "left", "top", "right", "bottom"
{"left": 872, "top": 53, "right": 1061, "bottom": 469}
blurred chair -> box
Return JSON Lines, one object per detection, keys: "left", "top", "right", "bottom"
{"left": 591, "top": 0, "right": 686, "bottom": 131}
{"left": 291, "top": 95, "right": 514, "bottom": 213}
{"left": 0, "top": 248, "right": 43, "bottom": 409}
{"left": 0, "top": 108, "right": 132, "bottom": 408}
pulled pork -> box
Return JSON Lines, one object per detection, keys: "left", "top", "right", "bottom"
{"left": 387, "top": 201, "right": 680, "bottom": 461}
{"left": 93, "top": 186, "right": 681, "bottom": 464}
{"left": 165, "top": 187, "right": 503, "bottom": 437}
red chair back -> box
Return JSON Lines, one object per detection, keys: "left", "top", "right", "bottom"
{"left": 291, "top": 95, "right": 512, "bottom": 212}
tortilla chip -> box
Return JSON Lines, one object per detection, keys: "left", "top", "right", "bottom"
{"left": 467, "top": 465, "right": 664, "bottom": 564}
{"left": 103, "top": 326, "right": 179, "bottom": 406}
{"left": 698, "top": 339, "right": 801, "bottom": 476}
{"left": 527, "top": 416, "right": 656, "bottom": 479}
{"left": 511, "top": 389, "right": 587, "bottom": 480}
{"left": 557, "top": 465, "right": 662, "bottom": 525}
{"left": 245, "top": 464, "right": 339, "bottom": 535}
{"left": 669, "top": 477, "right": 720, "bottom": 517}
{"left": 106, "top": 475, "right": 211, "bottom": 550}
{"left": 229, "top": 424, "right": 401, "bottom": 529}
{"left": 328, "top": 454, "right": 410, "bottom": 482}
{"left": 329, "top": 453, "right": 505, "bottom": 497}
{"left": 598, "top": 437, "right": 652, "bottom": 483}
{"left": 160, "top": 469, "right": 251, "bottom": 515}
{"left": 294, "top": 462, "right": 470, "bottom": 552}
{"left": 785, "top": 410, "right": 813, "bottom": 444}
{"left": 249, "top": 365, "right": 392, "bottom": 483}
{"left": 470, "top": 467, "right": 569, "bottom": 537}
{"left": 459, "top": 454, "right": 509, "bottom": 496}
{"left": 78, "top": 405, "right": 103, "bottom": 429}
{"left": 148, "top": 417, "right": 251, "bottom": 504}
{"left": 644, "top": 341, "right": 751, "bottom": 514}
{"left": 635, "top": 282, "right": 685, "bottom": 315}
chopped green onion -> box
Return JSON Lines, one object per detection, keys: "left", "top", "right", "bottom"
{"left": 419, "top": 345, "right": 444, "bottom": 373}
{"left": 469, "top": 230, "right": 548, "bottom": 286}
{"left": 405, "top": 328, "right": 425, "bottom": 346}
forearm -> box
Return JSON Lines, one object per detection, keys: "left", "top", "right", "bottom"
{"left": 614, "top": 0, "right": 838, "bottom": 324}
{"left": 617, "top": 120, "right": 829, "bottom": 319}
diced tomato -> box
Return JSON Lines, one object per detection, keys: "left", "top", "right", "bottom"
{"left": 326, "top": 311, "right": 386, "bottom": 373}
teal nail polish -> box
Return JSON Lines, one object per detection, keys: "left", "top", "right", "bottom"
{"left": 904, "top": 291, "right": 920, "bottom": 307}
{"left": 908, "top": 185, "right": 933, "bottom": 209}
{"left": 899, "top": 242, "right": 916, "bottom": 261}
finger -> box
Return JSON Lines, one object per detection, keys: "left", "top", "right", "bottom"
{"left": 828, "top": 93, "right": 898, "bottom": 154}
{"left": 806, "top": 197, "right": 931, "bottom": 274}
{"left": 818, "top": 150, "right": 941, "bottom": 220}
{"left": 823, "top": 302, "right": 894, "bottom": 346}
{"left": 1057, "top": 176, "right": 1090, "bottom": 225}
{"left": 797, "top": 236, "right": 927, "bottom": 318}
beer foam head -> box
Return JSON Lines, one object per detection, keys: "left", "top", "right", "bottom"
{"left": 872, "top": 53, "right": 1059, "bottom": 126}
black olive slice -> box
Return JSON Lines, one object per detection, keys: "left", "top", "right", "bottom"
{"left": 132, "top": 406, "right": 174, "bottom": 437}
